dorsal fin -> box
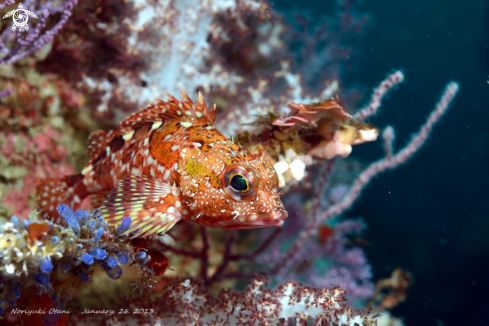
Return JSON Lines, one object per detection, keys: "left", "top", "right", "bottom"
{"left": 118, "top": 91, "right": 216, "bottom": 135}
{"left": 86, "top": 130, "right": 113, "bottom": 158}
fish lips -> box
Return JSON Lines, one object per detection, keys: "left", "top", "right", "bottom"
{"left": 222, "top": 211, "right": 287, "bottom": 229}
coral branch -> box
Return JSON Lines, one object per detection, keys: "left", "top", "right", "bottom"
{"left": 353, "top": 71, "right": 405, "bottom": 121}
{"left": 0, "top": 0, "right": 77, "bottom": 65}
{"left": 0, "top": 0, "right": 15, "bottom": 11}
{"left": 155, "top": 240, "right": 202, "bottom": 259}
{"left": 230, "top": 227, "right": 282, "bottom": 261}
{"left": 272, "top": 81, "right": 459, "bottom": 275}
{"left": 208, "top": 232, "right": 236, "bottom": 284}
{"left": 310, "top": 158, "right": 337, "bottom": 219}
{"left": 200, "top": 226, "right": 210, "bottom": 284}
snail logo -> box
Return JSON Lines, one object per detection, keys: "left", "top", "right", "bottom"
{"left": 3, "top": 3, "right": 38, "bottom": 32}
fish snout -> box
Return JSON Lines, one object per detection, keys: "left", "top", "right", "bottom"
{"left": 270, "top": 209, "right": 287, "bottom": 224}
{"left": 245, "top": 209, "right": 287, "bottom": 228}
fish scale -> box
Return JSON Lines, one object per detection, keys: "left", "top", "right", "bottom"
{"left": 36, "top": 91, "right": 287, "bottom": 237}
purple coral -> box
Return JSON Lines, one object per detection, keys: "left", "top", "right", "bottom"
{"left": 0, "top": 0, "right": 77, "bottom": 65}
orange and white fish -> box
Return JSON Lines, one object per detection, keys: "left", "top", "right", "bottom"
{"left": 36, "top": 91, "right": 287, "bottom": 237}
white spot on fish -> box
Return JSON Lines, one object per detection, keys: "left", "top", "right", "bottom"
{"left": 123, "top": 130, "right": 134, "bottom": 140}
{"left": 81, "top": 165, "right": 93, "bottom": 175}
{"left": 151, "top": 121, "right": 162, "bottom": 130}
{"left": 164, "top": 170, "right": 171, "bottom": 180}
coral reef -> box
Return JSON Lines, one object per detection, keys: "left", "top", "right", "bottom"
{"left": 75, "top": 277, "right": 374, "bottom": 325}
{"left": 0, "top": 69, "right": 89, "bottom": 219}
{"left": 0, "top": 206, "right": 167, "bottom": 324}
{"left": 0, "top": 0, "right": 459, "bottom": 325}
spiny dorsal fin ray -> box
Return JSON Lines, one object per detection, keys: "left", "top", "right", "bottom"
{"left": 98, "top": 175, "right": 182, "bottom": 238}
{"left": 118, "top": 91, "right": 215, "bottom": 135}
{"left": 36, "top": 174, "right": 87, "bottom": 224}
{"left": 87, "top": 129, "right": 111, "bottom": 159}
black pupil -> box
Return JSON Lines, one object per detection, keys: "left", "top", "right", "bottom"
{"left": 230, "top": 175, "right": 248, "bottom": 191}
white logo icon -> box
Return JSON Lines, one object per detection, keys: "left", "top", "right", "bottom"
{"left": 3, "top": 3, "right": 38, "bottom": 32}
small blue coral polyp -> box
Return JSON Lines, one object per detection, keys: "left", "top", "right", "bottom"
{"left": 39, "top": 257, "right": 53, "bottom": 274}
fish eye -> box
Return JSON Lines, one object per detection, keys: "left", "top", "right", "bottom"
{"left": 229, "top": 174, "right": 249, "bottom": 192}
{"left": 221, "top": 165, "right": 257, "bottom": 201}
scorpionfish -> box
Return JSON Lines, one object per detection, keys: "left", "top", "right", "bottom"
{"left": 36, "top": 91, "right": 287, "bottom": 237}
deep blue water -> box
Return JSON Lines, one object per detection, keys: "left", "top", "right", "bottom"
{"left": 275, "top": 0, "right": 489, "bottom": 325}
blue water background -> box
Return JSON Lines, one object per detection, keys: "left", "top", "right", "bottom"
{"left": 275, "top": 0, "right": 489, "bottom": 325}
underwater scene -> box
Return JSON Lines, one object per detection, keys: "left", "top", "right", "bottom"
{"left": 0, "top": 0, "right": 487, "bottom": 325}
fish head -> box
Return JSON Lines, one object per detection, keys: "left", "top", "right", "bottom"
{"left": 179, "top": 142, "right": 287, "bottom": 229}
{"left": 216, "top": 159, "right": 288, "bottom": 229}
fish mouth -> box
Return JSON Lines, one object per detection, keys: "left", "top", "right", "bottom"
{"left": 221, "top": 211, "right": 287, "bottom": 230}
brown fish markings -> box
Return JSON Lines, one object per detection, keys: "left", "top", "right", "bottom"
{"left": 36, "top": 91, "right": 287, "bottom": 237}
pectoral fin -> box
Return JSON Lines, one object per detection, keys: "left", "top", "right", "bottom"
{"left": 98, "top": 175, "right": 182, "bottom": 238}
{"left": 90, "top": 191, "right": 110, "bottom": 209}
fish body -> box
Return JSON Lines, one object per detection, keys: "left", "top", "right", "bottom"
{"left": 36, "top": 91, "right": 287, "bottom": 237}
